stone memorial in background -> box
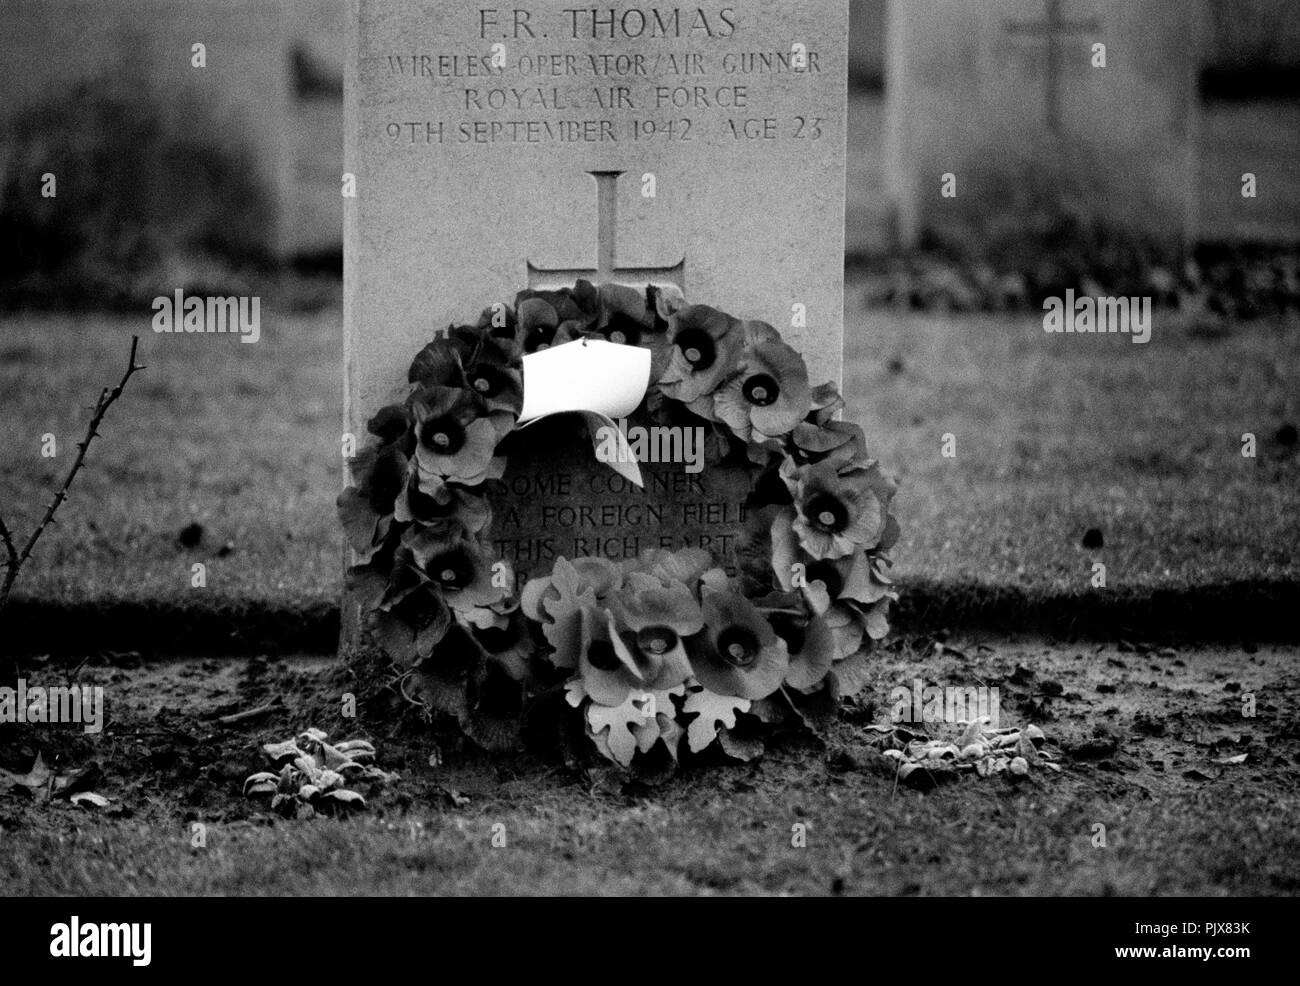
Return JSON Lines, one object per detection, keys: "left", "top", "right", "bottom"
{"left": 883, "top": 0, "right": 1204, "bottom": 249}
{"left": 343, "top": 0, "right": 851, "bottom": 611}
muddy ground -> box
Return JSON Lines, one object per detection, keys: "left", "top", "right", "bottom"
{"left": 1, "top": 635, "right": 1295, "bottom": 896}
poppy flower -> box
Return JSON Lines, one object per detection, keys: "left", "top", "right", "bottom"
{"left": 475, "top": 302, "right": 522, "bottom": 356}
{"left": 516, "top": 297, "right": 560, "bottom": 352}
{"left": 366, "top": 404, "right": 415, "bottom": 454}
{"left": 368, "top": 547, "right": 451, "bottom": 664}
{"left": 414, "top": 629, "right": 527, "bottom": 754}
{"left": 552, "top": 318, "right": 598, "bottom": 348}
{"left": 515, "top": 282, "right": 600, "bottom": 352}
{"left": 461, "top": 342, "right": 524, "bottom": 419}
{"left": 644, "top": 388, "right": 735, "bottom": 468}
{"left": 827, "top": 650, "right": 873, "bottom": 700}
{"left": 394, "top": 467, "right": 492, "bottom": 534}
{"left": 753, "top": 591, "right": 836, "bottom": 691}
{"left": 408, "top": 327, "right": 524, "bottom": 423}
{"left": 859, "top": 597, "right": 892, "bottom": 641}
{"left": 807, "top": 382, "right": 845, "bottom": 425}
{"left": 334, "top": 485, "right": 390, "bottom": 562}
{"left": 621, "top": 547, "right": 714, "bottom": 590}
{"left": 597, "top": 572, "right": 703, "bottom": 700}
{"left": 713, "top": 336, "right": 812, "bottom": 443}
{"left": 337, "top": 442, "right": 408, "bottom": 563}
{"left": 772, "top": 517, "right": 892, "bottom": 609}
{"left": 792, "top": 417, "right": 865, "bottom": 461}
{"left": 410, "top": 622, "right": 482, "bottom": 717}
{"left": 800, "top": 438, "right": 900, "bottom": 554}
{"left": 522, "top": 556, "right": 623, "bottom": 617}
{"left": 608, "top": 289, "right": 663, "bottom": 380}
{"left": 787, "top": 461, "right": 883, "bottom": 559}
{"left": 782, "top": 457, "right": 897, "bottom": 559}
{"left": 613, "top": 572, "right": 704, "bottom": 635}
{"left": 821, "top": 600, "right": 866, "bottom": 662}
{"left": 358, "top": 441, "right": 409, "bottom": 512}
{"left": 647, "top": 283, "right": 686, "bottom": 321}
{"left": 789, "top": 384, "right": 870, "bottom": 462}
{"left": 461, "top": 655, "right": 527, "bottom": 752}
{"left": 404, "top": 529, "right": 508, "bottom": 620}
{"left": 575, "top": 606, "right": 634, "bottom": 706}
{"left": 616, "top": 629, "right": 694, "bottom": 695}
{"left": 784, "top": 611, "right": 842, "bottom": 689}
{"left": 405, "top": 330, "right": 478, "bottom": 387}
{"left": 821, "top": 423, "right": 879, "bottom": 472}
{"left": 411, "top": 385, "right": 504, "bottom": 486}
{"left": 816, "top": 592, "right": 893, "bottom": 670}
{"left": 595, "top": 283, "right": 656, "bottom": 346}
{"left": 471, "top": 608, "right": 532, "bottom": 681}
{"left": 658, "top": 305, "right": 743, "bottom": 404}
{"left": 577, "top": 604, "right": 693, "bottom": 707}
{"left": 585, "top": 283, "right": 673, "bottom": 376}
{"left": 521, "top": 556, "right": 622, "bottom": 668}
{"left": 566, "top": 279, "right": 602, "bottom": 318}
{"left": 740, "top": 320, "right": 780, "bottom": 345}
{"left": 685, "top": 586, "right": 789, "bottom": 700}
{"left": 773, "top": 546, "right": 868, "bottom": 663}
{"left": 770, "top": 514, "right": 895, "bottom": 661}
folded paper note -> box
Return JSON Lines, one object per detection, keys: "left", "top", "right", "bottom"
{"left": 518, "top": 339, "right": 651, "bottom": 422}
{"left": 517, "top": 339, "right": 652, "bottom": 487}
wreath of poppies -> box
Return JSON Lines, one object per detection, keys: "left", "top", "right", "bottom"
{"left": 339, "top": 280, "right": 900, "bottom": 768}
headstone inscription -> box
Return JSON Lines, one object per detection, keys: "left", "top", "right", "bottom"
{"left": 343, "top": 0, "right": 850, "bottom": 609}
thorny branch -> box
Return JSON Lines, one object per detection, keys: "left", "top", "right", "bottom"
{"left": 0, "top": 336, "right": 145, "bottom": 612}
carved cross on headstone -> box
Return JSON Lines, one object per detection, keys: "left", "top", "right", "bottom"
{"left": 527, "top": 170, "right": 685, "bottom": 291}
{"left": 1004, "top": 0, "right": 1102, "bottom": 133}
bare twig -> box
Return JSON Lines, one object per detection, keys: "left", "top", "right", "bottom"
{"left": 0, "top": 336, "right": 145, "bottom": 611}
{"left": 394, "top": 669, "right": 429, "bottom": 710}
{"left": 0, "top": 514, "right": 17, "bottom": 573}
{"left": 62, "top": 654, "right": 93, "bottom": 689}
{"left": 214, "top": 696, "right": 285, "bottom": 728}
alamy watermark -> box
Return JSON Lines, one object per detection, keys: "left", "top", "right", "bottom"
{"left": 594, "top": 419, "right": 705, "bottom": 474}
{"left": 50, "top": 917, "right": 151, "bottom": 966}
{"left": 0, "top": 679, "right": 104, "bottom": 734}
{"left": 152, "top": 290, "right": 261, "bottom": 343}
{"left": 890, "top": 678, "right": 1000, "bottom": 729}
{"left": 1043, "top": 290, "right": 1151, "bottom": 344}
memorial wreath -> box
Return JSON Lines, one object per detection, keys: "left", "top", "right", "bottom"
{"left": 338, "top": 280, "right": 899, "bottom": 768}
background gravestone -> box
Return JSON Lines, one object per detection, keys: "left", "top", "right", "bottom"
{"left": 883, "top": 0, "right": 1205, "bottom": 250}
{"left": 286, "top": 0, "right": 349, "bottom": 258}
{"left": 343, "top": 0, "right": 851, "bottom": 606}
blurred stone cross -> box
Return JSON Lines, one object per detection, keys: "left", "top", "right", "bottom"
{"left": 1004, "top": 0, "right": 1102, "bottom": 132}
{"left": 526, "top": 170, "right": 685, "bottom": 291}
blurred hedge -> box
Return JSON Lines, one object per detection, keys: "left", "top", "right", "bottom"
{"left": 1206, "top": 0, "right": 1300, "bottom": 70}
{"left": 912, "top": 136, "right": 1187, "bottom": 297}
{"left": 0, "top": 69, "right": 272, "bottom": 309}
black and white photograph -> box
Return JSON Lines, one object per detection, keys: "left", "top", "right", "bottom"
{"left": 0, "top": 0, "right": 1295, "bottom": 942}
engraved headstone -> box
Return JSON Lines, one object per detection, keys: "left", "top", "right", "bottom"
{"left": 884, "top": 0, "right": 1203, "bottom": 249}
{"left": 343, "top": 0, "right": 850, "bottom": 623}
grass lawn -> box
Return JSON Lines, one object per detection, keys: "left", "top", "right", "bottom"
{"left": 0, "top": 296, "right": 1296, "bottom": 641}
{"left": 849, "top": 309, "right": 1299, "bottom": 594}
{"left": 0, "top": 309, "right": 342, "bottom": 613}
{"left": 1, "top": 638, "right": 1295, "bottom": 895}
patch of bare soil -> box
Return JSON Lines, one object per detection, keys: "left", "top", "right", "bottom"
{"left": 1, "top": 636, "right": 1296, "bottom": 895}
